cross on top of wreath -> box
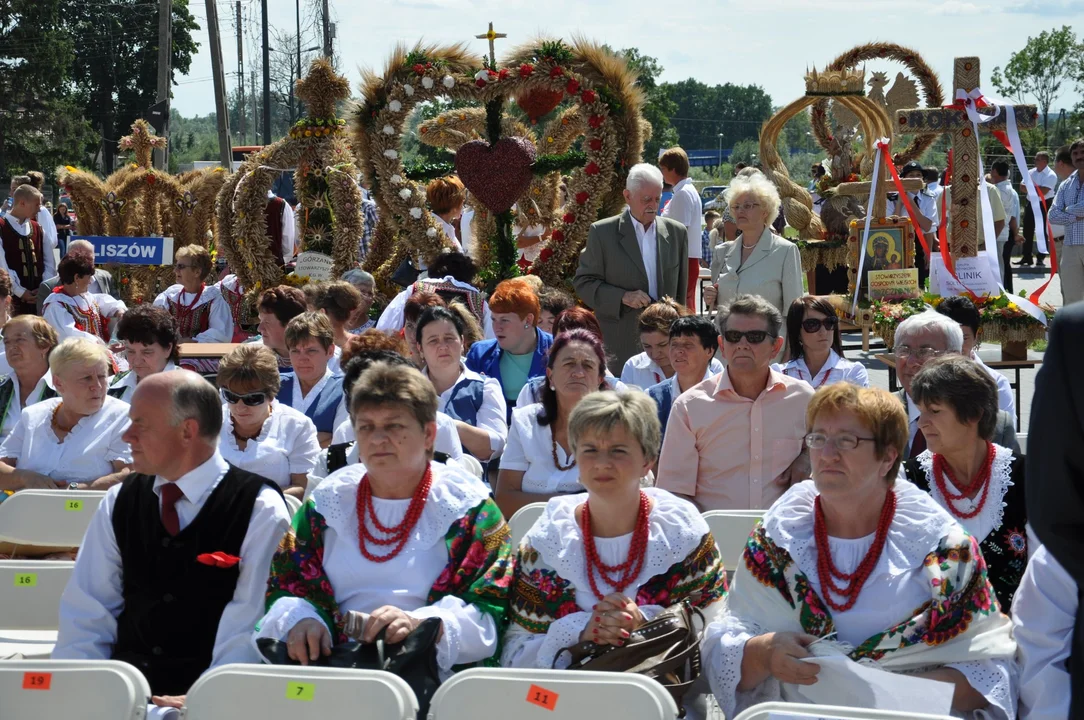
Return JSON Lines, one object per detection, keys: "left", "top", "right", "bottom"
{"left": 475, "top": 21, "right": 507, "bottom": 67}
{"left": 119, "top": 119, "right": 168, "bottom": 170}
{"left": 296, "top": 58, "right": 351, "bottom": 120}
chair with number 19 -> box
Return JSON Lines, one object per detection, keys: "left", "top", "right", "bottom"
{"left": 702, "top": 382, "right": 1017, "bottom": 719}
{"left": 0, "top": 659, "right": 151, "bottom": 720}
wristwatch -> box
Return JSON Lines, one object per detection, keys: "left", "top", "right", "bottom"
{"left": 67, "top": 482, "right": 81, "bottom": 490}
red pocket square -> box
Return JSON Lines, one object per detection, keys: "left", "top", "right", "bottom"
{"left": 196, "top": 552, "right": 241, "bottom": 568}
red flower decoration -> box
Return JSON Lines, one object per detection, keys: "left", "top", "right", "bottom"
{"left": 146, "top": 174, "right": 156, "bottom": 185}
{"left": 581, "top": 90, "right": 597, "bottom": 104}
{"left": 475, "top": 78, "right": 487, "bottom": 88}
{"left": 588, "top": 114, "right": 604, "bottom": 129}
{"left": 575, "top": 191, "right": 589, "bottom": 204}
{"left": 539, "top": 248, "right": 555, "bottom": 262}
{"left": 584, "top": 162, "right": 600, "bottom": 176}
{"left": 412, "top": 64, "right": 426, "bottom": 75}
{"left": 516, "top": 255, "right": 533, "bottom": 273}
{"left": 589, "top": 138, "right": 603, "bottom": 152}
{"left": 549, "top": 66, "right": 565, "bottom": 78}
{"left": 519, "top": 63, "right": 534, "bottom": 77}
{"left": 566, "top": 78, "right": 580, "bottom": 95}
{"left": 497, "top": 68, "right": 509, "bottom": 80}
{"left": 563, "top": 212, "right": 576, "bottom": 224}
{"left": 552, "top": 229, "right": 565, "bottom": 242}
{"left": 197, "top": 551, "right": 241, "bottom": 568}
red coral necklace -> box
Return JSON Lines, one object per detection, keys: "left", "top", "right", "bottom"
{"left": 581, "top": 491, "right": 651, "bottom": 601}
{"left": 356, "top": 465, "right": 433, "bottom": 563}
{"left": 932, "top": 442, "right": 995, "bottom": 520}
{"left": 814, "top": 489, "right": 896, "bottom": 612}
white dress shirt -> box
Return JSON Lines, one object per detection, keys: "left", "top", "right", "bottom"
{"left": 429, "top": 365, "right": 507, "bottom": 458}
{"left": 995, "top": 179, "right": 1021, "bottom": 244}
{"left": 152, "top": 284, "right": 233, "bottom": 343}
{"left": 218, "top": 401, "right": 320, "bottom": 489}
{"left": 499, "top": 403, "right": 582, "bottom": 494}
{"left": 53, "top": 450, "right": 292, "bottom": 674}
{"left": 620, "top": 351, "right": 724, "bottom": 390}
{"left": 42, "top": 291, "right": 127, "bottom": 344}
{"left": 436, "top": 216, "right": 464, "bottom": 252}
{"left": 781, "top": 349, "right": 870, "bottom": 389}
{"left": 631, "top": 216, "right": 659, "bottom": 300}
{"left": 1030, "top": 166, "right": 1058, "bottom": 200}
{"left": 0, "top": 371, "right": 54, "bottom": 442}
{"left": 108, "top": 362, "right": 178, "bottom": 404}
{"left": 0, "top": 396, "right": 131, "bottom": 482}
{"left": 278, "top": 194, "right": 297, "bottom": 262}
{"left": 37, "top": 206, "right": 58, "bottom": 281}
{"left": 662, "top": 178, "right": 704, "bottom": 259}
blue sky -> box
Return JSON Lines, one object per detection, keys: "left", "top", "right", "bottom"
{"left": 172, "top": 0, "right": 1083, "bottom": 122}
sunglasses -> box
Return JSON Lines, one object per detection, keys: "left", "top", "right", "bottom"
{"left": 723, "top": 330, "right": 775, "bottom": 345}
{"left": 801, "top": 317, "right": 838, "bottom": 333}
{"left": 221, "top": 388, "right": 268, "bottom": 406}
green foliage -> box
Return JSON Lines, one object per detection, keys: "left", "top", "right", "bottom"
{"left": 533, "top": 151, "right": 587, "bottom": 175}
{"left": 991, "top": 25, "right": 1084, "bottom": 133}
{"left": 662, "top": 79, "right": 773, "bottom": 152}
{"left": 613, "top": 48, "right": 679, "bottom": 162}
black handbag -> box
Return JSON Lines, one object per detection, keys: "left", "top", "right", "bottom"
{"left": 256, "top": 617, "right": 442, "bottom": 716}
{"left": 391, "top": 257, "right": 420, "bottom": 287}
{"left": 553, "top": 601, "right": 705, "bottom": 715}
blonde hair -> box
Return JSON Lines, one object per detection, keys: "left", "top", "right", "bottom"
{"left": 175, "top": 244, "right": 213, "bottom": 280}
{"left": 725, "top": 173, "right": 781, "bottom": 228}
{"left": 518, "top": 273, "right": 544, "bottom": 295}
{"left": 806, "top": 383, "right": 907, "bottom": 483}
{"left": 568, "top": 390, "right": 662, "bottom": 462}
{"left": 49, "top": 337, "right": 109, "bottom": 378}
{"left": 4, "top": 314, "right": 58, "bottom": 353}
{"left": 216, "top": 344, "right": 282, "bottom": 397}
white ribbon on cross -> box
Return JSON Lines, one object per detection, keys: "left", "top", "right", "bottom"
{"left": 851, "top": 138, "right": 890, "bottom": 315}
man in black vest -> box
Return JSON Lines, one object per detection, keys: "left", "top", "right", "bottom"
{"left": 53, "top": 370, "right": 291, "bottom": 713}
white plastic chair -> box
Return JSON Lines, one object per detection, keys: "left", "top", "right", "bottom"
{"left": 454, "top": 454, "right": 485, "bottom": 481}
{"left": 184, "top": 664, "right": 418, "bottom": 720}
{"left": 0, "top": 659, "right": 151, "bottom": 719}
{"left": 701, "top": 509, "right": 763, "bottom": 571}
{"left": 732, "top": 701, "right": 955, "bottom": 720}
{"left": 0, "top": 490, "right": 106, "bottom": 548}
{"left": 508, "top": 502, "right": 547, "bottom": 548}
{"left": 0, "top": 560, "right": 74, "bottom": 659}
{"left": 1016, "top": 432, "right": 1027, "bottom": 454}
{"left": 429, "top": 667, "right": 680, "bottom": 720}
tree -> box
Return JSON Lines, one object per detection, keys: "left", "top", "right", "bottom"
{"left": 615, "top": 48, "right": 679, "bottom": 162}
{"left": 63, "top": 0, "right": 200, "bottom": 174}
{"left": 991, "top": 25, "right": 1084, "bottom": 133}
{"left": 661, "top": 79, "right": 773, "bottom": 152}
{"left": 0, "top": 0, "right": 94, "bottom": 182}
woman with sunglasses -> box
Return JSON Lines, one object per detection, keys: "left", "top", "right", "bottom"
{"left": 216, "top": 344, "right": 320, "bottom": 499}
{"left": 781, "top": 297, "right": 869, "bottom": 389}
{"left": 152, "top": 244, "right": 232, "bottom": 343}
{"left": 703, "top": 382, "right": 1016, "bottom": 718}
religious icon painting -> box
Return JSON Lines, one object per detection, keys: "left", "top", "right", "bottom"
{"left": 847, "top": 216, "right": 916, "bottom": 302}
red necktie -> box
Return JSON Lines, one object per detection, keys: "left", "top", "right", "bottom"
{"left": 160, "top": 483, "right": 184, "bottom": 536}
{"left": 909, "top": 429, "right": 927, "bottom": 459}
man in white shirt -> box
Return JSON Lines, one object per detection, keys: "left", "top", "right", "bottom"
{"left": 893, "top": 161, "right": 938, "bottom": 287}
{"left": 990, "top": 161, "right": 1021, "bottom": 292}
{"left": 1017, "top": 151, "right": 1058, "bottom": 267}
{"left": 659, "top": 147, "right": 703, "bottom": 311}
{"left": 924, "top": 166, "right": 944, "bottom": 201}
{"left": 0, "top": 183, "right": 49, "bottom": 315}
{"left": 53, "top": 371, "right": 291, "bottom": 715}
{"left": 20, "top": 173, "right": 59, "bottom": 281}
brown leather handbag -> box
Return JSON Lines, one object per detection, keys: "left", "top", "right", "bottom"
{"left": 552, "top": 601, "right": 705, "bottom": 714}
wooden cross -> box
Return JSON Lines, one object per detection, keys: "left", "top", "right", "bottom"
{"left": 835, "top": 157, "right": 923, "bottom": 220}
{"left": 894, "top": 57, "right": 1036, "bottom": 260}
{"left": 475, "top": 21, "right": 507, "bottom": 68}
{"left": 119, "top": 119, "right": 167, "bottom": 170}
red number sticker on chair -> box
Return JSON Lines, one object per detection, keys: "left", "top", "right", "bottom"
{"left": 22, "top": 673, "right": 52, "bottom": 690}
{"left": 526, "top": 684, "right": 558, "bottom": 711}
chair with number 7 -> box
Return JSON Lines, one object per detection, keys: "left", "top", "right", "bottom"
{"left": 183, "top": 664, "right": 419, "bottom": 720}
{"left": 429, "top": 668, "right": 681, "bottom": 720}
{"left": 0, "top": 659, "right": 151, "bottom": 719}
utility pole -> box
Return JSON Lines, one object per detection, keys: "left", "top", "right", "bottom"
{"left": 296, "top": 0, "right": 302, "bottom": 116}
{"left": 205, "top": 0, "right": 233, "bottom": 168}
{"left": 321, "top": 0, "right": 331, "bottom": 58}
{"left": 235, "top": 1, "right": 245, "bottom": 146}
{"left": 250, "top": 70, "right": 257, "bottom": 145}
{"left": 154, "top": 0, "right": 172, "bottom": 170}
{"left": 261, "top": 0, "right": 272, "bottom": 145}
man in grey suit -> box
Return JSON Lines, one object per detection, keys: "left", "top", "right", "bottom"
{"left": 37, "top": 238, "right": 115, "bottom": 314}
{"left": 574, "top": 164, "right": 689, "bottom": 374}
{"left": 894, "top": 310, "right": 1018, "bottom": 457}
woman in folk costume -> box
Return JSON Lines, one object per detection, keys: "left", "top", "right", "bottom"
{"left": 152, "top": 244, "right": 232, "bottom": 343}
{"left": 42, "top": 255, "right": 126, "bottom": 345}
{"left": 376, "top": 251, "right": 493, "bottom": 339}
{"left": 503, "top": 390, "right": 727, "bottom": 716}
{"left": 704, "top": 383, "right": 1017, "bottom": 719}
{"left": 255, "top": 361, "right": 514, "bottom": 678}
{"left": 214, "top": 272, "right": 252, "bottom": 343}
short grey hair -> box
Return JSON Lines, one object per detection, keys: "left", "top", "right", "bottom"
{"left": 50, "top": 337, "right": 109, "bottom": 378}
{"left": 716, "top": 293, "right": 784, "bottom": 337}
{"left": 894, "top": 310, "right": 964, "bottom": 353}
{"left": 625, "top": 163, "right": 664, "bottom": 193}
{"left": 725, "top": 173, "right": 781, "bottom": 227}
{"left": 168, "top": 371, "right": 223, "bottom": 441}
{"left": 568, "top": 390, "right": 662, "bottom": 462}
{"left": 66, "top": 239, "right": 95, "bottom": 258}
{"left": 341, "top": 268, "right": 374, "bottom": 287}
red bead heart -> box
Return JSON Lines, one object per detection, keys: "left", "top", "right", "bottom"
{"left": 516, "top": 88, "right": 564, "bottom": 123}
{"left": 455, "top": 137, "right": 538, "bottom": 214}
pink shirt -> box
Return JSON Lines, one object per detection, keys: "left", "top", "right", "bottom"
{"left": 656, "top": 368, "right": 813, "bottom": 511}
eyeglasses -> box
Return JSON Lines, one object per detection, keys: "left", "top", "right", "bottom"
{"left": 221, "top": 388, "right": 269, "bottom": 406}
{"left": 895, "top": 345, "right": 945, "bottom": 361}
{"left": 801, "top": 317, "right": 838, "bottom": 333}
{"left": 723, "top": 329, "right": 775, "bottom": 345}
{"left": 732, "top": 202, "right": 762, "bottom": 212}
{"left": 805, "top": 432, "right": 875, "bottom": 451}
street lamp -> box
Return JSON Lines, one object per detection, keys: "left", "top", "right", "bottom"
{"left": 717, "top": 133, "right": 724, "bottom": 178}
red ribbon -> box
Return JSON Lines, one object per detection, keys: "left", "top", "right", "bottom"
{"left": 944, "top": 95, "right": 1013, "bottom": 152}
{"left": 880, "top": 143, "right": 932, "bottom": 261}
